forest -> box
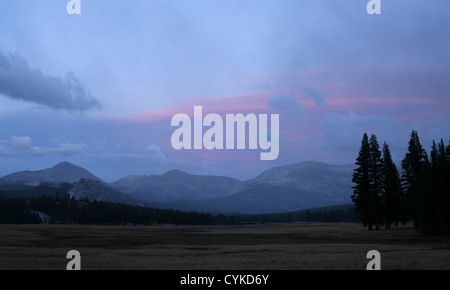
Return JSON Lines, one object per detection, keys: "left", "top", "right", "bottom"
{"left": 0, "top": 193, "right": 214, "bottom": 225}
{"left": 214, "top": 204, "right": 357, "bottom": 224}
{"left": 0, "top": 192, "right": 356, "bottom": 225}
{"left": 352, "top": 130, "right": 450, "bottom": 236}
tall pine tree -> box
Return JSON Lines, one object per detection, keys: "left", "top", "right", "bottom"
{"left": 381, "top": 142, "right": 402, "bottom": 229}
{"left": 368, "top": 134, "right": 383, "bottom": 230}
{"left": 445, "top": 140, "right": 450, "bottom": 235}
{"left": 352, "top": 133, "right": 383, "bottom": 230}
{"left": 401, "top": 130, "right": 428, "bottom": 230}
{"left": 352, "top": 133, "right": 372, "bottom": 229}
{"left": 427, "top": 139, "right": 450, "bottom": 235}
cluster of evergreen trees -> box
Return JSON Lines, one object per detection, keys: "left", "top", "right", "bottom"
{"left": 0, "top": 194, "right": 214, "bottom": 225}
{"left": 0, "top": 198, "right": 42, "bottom": 224}
{"left": 352, "top": 130, "right": 450, "bottom": 236}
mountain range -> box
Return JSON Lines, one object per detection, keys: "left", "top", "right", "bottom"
{"left": 0, "top": 161, "right": 355, "bottom": 214}
{"left": 111, "top": 170, "right": 241, "bottom": 202}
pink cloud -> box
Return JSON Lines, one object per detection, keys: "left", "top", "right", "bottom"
{"left": 113, "top": 91, "right": 274, "bottom": 124}
{"left": 99, "top": 66, "right": 450, "bottom": 172}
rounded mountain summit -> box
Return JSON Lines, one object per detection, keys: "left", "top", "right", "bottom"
{"left": 0, "top": 161, "right": 103, "bottom": 186}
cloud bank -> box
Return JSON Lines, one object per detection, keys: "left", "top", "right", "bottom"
{"left": 0, "top": 136, "right": 87, "bottom": 157}
{"left": 0, "top": 52, "right": 102, "bottom": 112}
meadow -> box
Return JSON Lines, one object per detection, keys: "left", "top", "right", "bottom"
{"left": 0, "top": 222, "right": 448, "bottom": 270}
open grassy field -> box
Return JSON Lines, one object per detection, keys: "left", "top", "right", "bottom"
{"left": 0, "top": 222, "right": 448, "bottom": 270}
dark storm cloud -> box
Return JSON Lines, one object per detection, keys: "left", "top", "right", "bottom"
{"left": 0, "top": 52, "right": 102, "bottom": 112}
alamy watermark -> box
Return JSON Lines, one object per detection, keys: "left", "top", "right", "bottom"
{"left": 170, "top": 106, "right": 280, "bottom": 161}
{"left": 66, "top": 250, "right": 81, "bottom": 270}
{"left": 66, "top": 0, "right": 81, "bottom": 15}
{"left": 67, "top": 1, "right": 381, "bottom": 15}
{"left": 367, "top": 0, "right": 381, "bottom": 15}
{"left": 64, "top": 249, "right": 379, "bottom": 270}
{"left": 366, "top": 250, "right": 381, "bottom": 270}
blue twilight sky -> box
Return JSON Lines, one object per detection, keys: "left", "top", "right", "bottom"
{"left": 0, "top": 0, "right": 449, "bottom": 181}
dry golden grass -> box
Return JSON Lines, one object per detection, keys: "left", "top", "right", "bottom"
{"left": 0, "top": 223, "right": 448, "bottom": 270}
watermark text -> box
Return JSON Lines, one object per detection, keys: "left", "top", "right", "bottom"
{"left": 67, "top": 0, "right": 81, "bottom": 15}
{"left": 171, "top": 106, "right": 279, "bottom": 161}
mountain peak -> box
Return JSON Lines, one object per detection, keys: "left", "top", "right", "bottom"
{"left": 0, "top": 162, "right": 102, "bottom": 186}
{"left": 162, "top": 169, "right": 190, "bottom": 178}
{"left": 52, "top": 161, "right": 79, "bottom": 169}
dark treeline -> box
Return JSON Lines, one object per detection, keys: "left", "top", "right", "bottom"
{"left": 0, "top": 198, "right": 41, "bottom": 224}
{"left": 214, "top": 204, "right": 357, "bottom": 224}
{"left": 295, "top": 206, "right": 356, "bottom": 223}
{"left": 352, "top": 130, "right": 450, "bottom": 236}
{"left": 0, "top": 182, "right": 73, "bottom": 199}
{"left": 0, "top": 194, "right": 214, "bottom": 225}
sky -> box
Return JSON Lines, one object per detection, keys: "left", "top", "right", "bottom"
{"left": 0, "top": 0, "right": 449, "bottom": 182}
